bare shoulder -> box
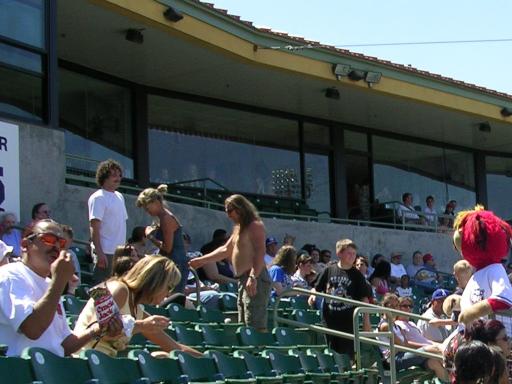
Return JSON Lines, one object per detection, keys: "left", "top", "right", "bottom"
{"left": 108, "top": 280, "right": 129, "bottom": 306}
{"left": 248, "top": 220, "right": 265, "bottom": 233}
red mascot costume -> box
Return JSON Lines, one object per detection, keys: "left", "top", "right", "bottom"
{"left": 453, "top": 205, "right": 512, "bottom": 324}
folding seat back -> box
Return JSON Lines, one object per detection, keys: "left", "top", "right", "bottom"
{"left": 145, "top": 305, "right": 170, "bottom": 317}
{"left": 171, "top": 350, "right": 223, "bottom": 383}
{"left": 82, "top": 349, "right": 149, "bottom": 384}
{"left": 62, "top": 294, "right": 88, "bottom": 315}
{"left": 23, "top": 347, "right": 95, "bottom": 384}
{"left": 174, "top": 324, "right": 205, "bottom": 350}
{"left": 205, "top": 350, "right": 256, "bottom": 383}
{"left": 237, "top": 326, "right": 275, "bottom": 348}
{"left": 0, "top": 356, "right": 41, "bottom": 384}
{"left": 198, "top": 306, "right": 225, "bottom": 323}
{"left": 167, "top": 303, "right": 200, "bottom": 323}
{"left": 128, "top": 349, "right": 185, "bottom": 384}
{"left": 220, "top": 294, "right": 237, "bottom": 311}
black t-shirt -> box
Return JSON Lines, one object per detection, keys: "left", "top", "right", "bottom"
{"left": 315, "top": 263, "right": 370, "bottom": 327}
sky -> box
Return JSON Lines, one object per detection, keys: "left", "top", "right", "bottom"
{"left": 208, "top": 0, "right": 512, "bottom": 95}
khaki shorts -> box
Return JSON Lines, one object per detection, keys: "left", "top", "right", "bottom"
{"left": 238, "top": 268, "right": 271, "bottom": 330}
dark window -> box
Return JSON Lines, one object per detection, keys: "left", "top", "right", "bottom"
{"left": 304, "top": 152, "right": 331, "bottom": 213}
{"left": 372, "top": 136, "right": 475, "bottom": 211}
{"left": 486, "top": 156, "right": 512, "bottom": 219}
{"left": 0, "top": 0, "right": 45, "bottom": 48}
{"left": 0, "top": 64, "right": 43, "bottom": 120}
{"left": 60, "top": 69, "right": 134, "bottom": 178}
{"left": 0, "top": 42, "right": 42, "bottom": 73}
{"left": 0, "top": 0, "right": 46, "bottom": 121}
{"left": 148, "top": 95, "right": 300, "bottom": 197}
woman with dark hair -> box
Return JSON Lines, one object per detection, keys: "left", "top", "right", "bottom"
{"left": 369, "top": 260, "right": 391, "bottom": 296}
{"left": 269, "top": 245, "right": 297, "bottom": 297}
{"left": 444, "top": 319, "right": 510, "bottom": 384}
{"left": 354, "top": 255, "right": 369, "bottom": 279}
{"left": 454, "top": 341, "right": 505, "bottom": 384}
{"left": 367, "top": 253, "right": 384, "bottom": 276}
{"left": 291, "top": 253, "right": 314, "bottom": 289}
{"left": 464, "top": 319, "right": 510, "bottom": 358}
{"left": 112, "top": 245, "right": 139, "bottom": 278}
{"left": 128, "top": 226, "right": 158, "bottom": 258}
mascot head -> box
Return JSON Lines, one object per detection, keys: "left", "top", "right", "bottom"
{"left": 453, "top": 205, "right": 512, "bottom": 270}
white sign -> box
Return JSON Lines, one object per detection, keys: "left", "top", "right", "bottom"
{"left": 0, "top": 121, "right": 20, "bottom": 219}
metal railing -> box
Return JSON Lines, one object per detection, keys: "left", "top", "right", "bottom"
{"left": 378, "top": 200, "right": 456, "bottom": 232}
{"left": 65, "top": 173, "right": 456, "bottom": 233}
{"left": 273, "top": 287, "right": 443, "bottom": 384}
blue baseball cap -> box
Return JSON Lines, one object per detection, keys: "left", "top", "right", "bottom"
{"left": 432, "top": 289, "right": 449, "bottom": 301}
{"left": 266, "top": 237, "right": 278, "bottom": 246}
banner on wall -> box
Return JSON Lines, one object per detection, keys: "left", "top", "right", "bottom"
{"left": 0, "top": 121, "right": 20, "bottom": 220}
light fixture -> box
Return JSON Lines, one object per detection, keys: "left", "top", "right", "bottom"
{"left": 163, "top": 6, "right": 184, "bottom": 22}
{"left": 501, "top": 107, "right": 512, "bottom": 117}
{"left": 478, "top": 122, "right": 491, "bottom": 133}
{"left": 365, "top": 71, "right": 382, "bottom": 85}
{"left": 333, "top": 64, "right": 351, "bottom": 79}
{"left": 325, "top": 87, "right": 340, "bottom": 100}
{"left": 125, "top": 28, "right": 144, "bottom": 44}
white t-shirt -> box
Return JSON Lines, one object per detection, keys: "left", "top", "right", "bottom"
{"left": 88, "top": 189, "right": 128, "bottom": 254}
{"left": 395, "top": 286, "right": 413, "bottom": 298}
{"left": 461, "top": 263, "right": 512, "bottom": 312}
{"left": 395, "top": 319, "right": 433, "bottom": 345}
{"left": 264, "top": 254, "right": 274, "bottom": 266}
{"left": 424, "top": 206, "right": 437, "bottom": 224}
{"left": 0, "top": 262, "right": 71, "bottom": 356}
{"left": 417, "top": 307, "right": 450, "bottom": 343}
{"left": 390, "top": 263, "right": 407, "bottom": 279}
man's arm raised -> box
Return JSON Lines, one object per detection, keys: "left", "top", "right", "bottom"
{"left": 19, "top": 251, "right": 74, "bottom": 339}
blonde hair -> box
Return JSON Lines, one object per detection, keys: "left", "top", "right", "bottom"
{"left": 136, "top": 184, "right": 168, "bottom": 208}
{"left": 225, "top": 194, "right": 260, "bottom": 232}
{"left": 120, "top": 255, "right": 180, "bottom": 305}
{"left": 381, "top": 292, "right": 399, "bottom": 308}
{"left": 336, "top": 239, "right": 357, "bottom": 254}
{"left": 453, "top": 259, "right": 472, "bottom": 274}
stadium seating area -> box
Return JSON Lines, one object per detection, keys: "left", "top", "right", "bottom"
{"left": 0, "top": 263, "right": 448, "bottom": 384}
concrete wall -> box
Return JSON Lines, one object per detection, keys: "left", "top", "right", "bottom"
{"left": 13, "top": 120, "right": 460, "bottom": 273}
{"left": 56, "top": 184, "right": 460, "bottom": 273}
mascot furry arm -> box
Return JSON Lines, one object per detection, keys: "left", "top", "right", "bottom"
{"left": 453, "top": 205, "right": 512, "bottom": 325}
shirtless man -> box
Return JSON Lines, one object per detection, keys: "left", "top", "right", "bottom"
{"left": 189, "top": 194, "right": 271, "bottom": 330}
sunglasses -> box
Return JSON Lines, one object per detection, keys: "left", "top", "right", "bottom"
{"left": 225, "top": 207, "right": 235, "bottom": 213}
{"left": 29, "top": 233, "right": 67, "bottom": 248}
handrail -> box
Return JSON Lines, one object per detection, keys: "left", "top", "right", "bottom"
{"left": 169, "top": 177, "right": 230, "bottom": 191}
{"left": 65, "top": 173, "right": 455, "bottom": 232}
{"left": 273, "top": 287, "right": 444, "bottom": 384}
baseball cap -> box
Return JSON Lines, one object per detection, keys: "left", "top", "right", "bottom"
{"left": 423, "top": 253, "right": 433, "bottom": 263}
{"left": 0, "top": 240, "right": 13, "bottom": 263}
{"left": 266, "top": 237, "right": 278, "bottom": 246}
{"left": 432, "top": 289, "right": 449, "bottom": 301}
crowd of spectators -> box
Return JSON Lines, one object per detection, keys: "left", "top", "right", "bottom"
{"left": 1, "top": 158, "right": 511, "bottom": 384}
{"left": 396, "top": 192, "right": 457, "bottom": 230}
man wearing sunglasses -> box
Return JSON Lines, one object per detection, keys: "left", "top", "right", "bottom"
{"left": 0, "top": 219, "right": 121, "bottom": 356}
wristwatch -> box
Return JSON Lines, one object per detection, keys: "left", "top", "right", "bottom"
{"left": 248, "top": 275, "right": 257, "bottom": 280}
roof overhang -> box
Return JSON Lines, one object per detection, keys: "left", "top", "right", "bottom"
{"left": 58, "top": 0, "right": 512, "bottom": 152}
